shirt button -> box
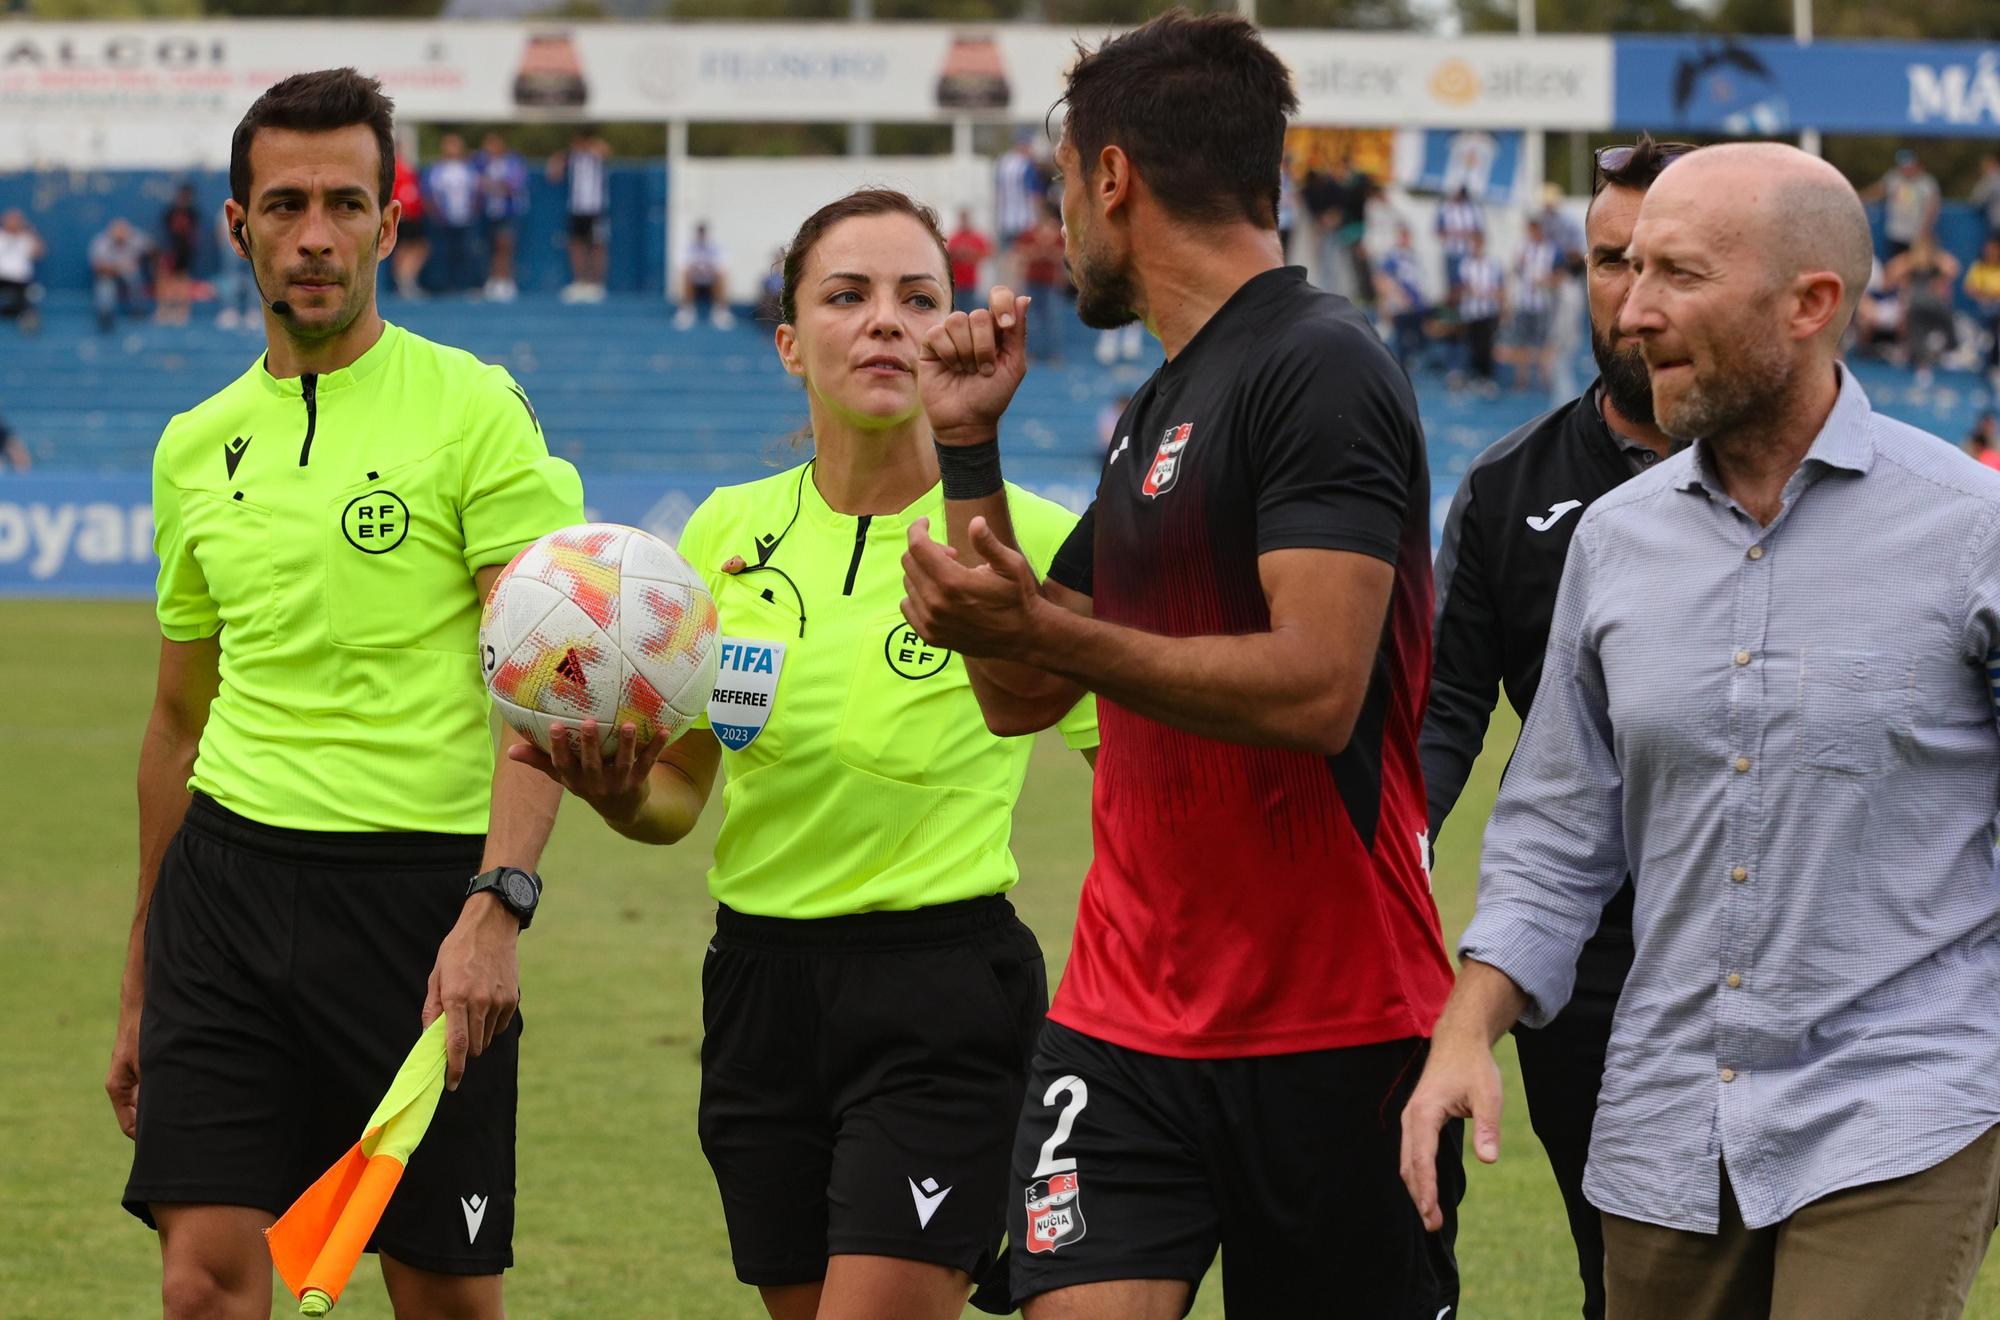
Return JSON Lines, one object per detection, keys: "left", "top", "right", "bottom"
{"left": 1734, "top": 650, "right": 1752, "bottom": 666}
{"left": 1726, "top": 972, "right": 1743, "bottom": 989}
{"left": 1720, "top": 1067, "right": 1737, "bottom": 1083}
{"left": 1747, "top": 546, "right": 1765, "bottom": 560}
{"left": 1731, "top": 866, "right": 1749, "bottom": 883}
{"left": 1734, "top": 756, "right": 1752, "bottom": 773}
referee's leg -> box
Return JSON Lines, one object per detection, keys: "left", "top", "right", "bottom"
{"left": 155, "top": 1206, "right": 277, "bottom": 1320}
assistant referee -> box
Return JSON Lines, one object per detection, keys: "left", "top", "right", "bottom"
{"left": 106, "top": 70, "right": 582, "bottom": 1319}
{"left": 518, "top": 188, "right": 1094, "bottom": 1320}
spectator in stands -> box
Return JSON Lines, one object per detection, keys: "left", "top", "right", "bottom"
{"left": 1964, "top": 410, "right": 2000, "bottom": 471}
{"left": 1436, "top": 184, "right": 1484, "bottom": 298}
{"left": 476, "top": 131, "right": 528, "bottom": 303}
{"left": 1547, "top": 248, "right": 1587, "bottom": 406}
{"left": 675, "top": 222, "right": 732, "bottom": 330}
{"left": 154, "top": 182, "right": 200, "bottom": 327}
{"left": 1373, "top": 224, "right": 1430, "bottom": 370}
{"left": 211, "top": 206, "right": 252, "bottom": 330}
{"left": 1015, "top": 200, "right": 1067, "bottom": 362}
{"left": 426, "top": 132, "right": 482, "bottom": 296}
{"left": 1454, "top": 228, "right": 1504, "bottom": 395}
{"left": 1534, "top": 181, "right": 1582, "bottom": 264}
{"left": 1500, "top": 216, "right": 1560, "bottom": 393}
{"left": 1969, "top": 154, "right": 2000, "bottom": 244}
{"left": 390, "top": 150, "right": 429, "bottom": 299}
{"left": 89, "top": 218, "right": 152, "bottom": 333}
{"left": 1854, "top": 256, "right": 1903, "bottom": 360}
{"left": 1966, "top": 235, "right": 2000, "bottom": 387}
{"left": 1861, "top": 149, "right": 1940, "bottom": 260}
{"left": 1305, "top": 156, "right": 1373, "bottom": 303}
{"left": 0, "top": 409, "right": 28, "bottom": 472}
{"left": 946, "top": 208, "right": 993, "bottom": 307}
{"left": 1887, "top": 233, "right": 1959, "bottom": 386}
{"left": 993, "top": 132, "right": 1045, "bottom": 253}
{"left": 551, "top": 126, "right": 611, "bottom": 303}
{"left": 0, "top": 208, "right": 44, "bottom": 333}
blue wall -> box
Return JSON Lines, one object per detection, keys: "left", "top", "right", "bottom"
{"left": 0, "top": 164, "right": 665, "bottom": 296}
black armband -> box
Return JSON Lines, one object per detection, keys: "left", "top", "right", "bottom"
{"left": 935, "top": 438, "right": 1005, "bottom": 501}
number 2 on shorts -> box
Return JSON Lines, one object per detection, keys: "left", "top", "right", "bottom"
{"left": 1032, "top": 1074, "right": 1090, "bottom": 1177}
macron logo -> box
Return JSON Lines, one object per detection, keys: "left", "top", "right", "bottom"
{"left": 1525, "top": 499, "right": 1583, "bottom": 532}
{"left": 909, "top": 1176, "right": 952, "bottom": 1228}
{"left": 460, "top": 1193, "right": 488, "bottom": 1244}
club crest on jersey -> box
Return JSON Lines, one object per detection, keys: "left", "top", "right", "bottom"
{"left": 1024, "top": 1172, "right": 1086, "bottom": 1254}
{"left": 709, "top": 636, "right": 785, "bottom": 751}
{"left": 1141, "top": 423, "right": 1193, "bottom": 498}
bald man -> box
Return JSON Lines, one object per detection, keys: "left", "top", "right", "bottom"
{"left": 1401, "top": 142, "right": 2000, "bottom": 1320}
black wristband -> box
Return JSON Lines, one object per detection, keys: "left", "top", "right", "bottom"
{"left": 935, "top": 438, "right": 1005, "bottom": 501}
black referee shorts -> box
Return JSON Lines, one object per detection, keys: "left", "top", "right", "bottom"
{"left": 1008, "top": 1021, "right": 1463, "bottom": 1317}
{"left": 697, "top": 895, "right": 1047, "bottom": 1300}
{"left": 123, "top": 794, "right": 517, "bottom": 1276}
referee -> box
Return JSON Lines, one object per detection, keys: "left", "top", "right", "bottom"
{"left": 106, "top": 70, "right": 582, "bottom": 1318}
{"left": 519, "top": 189, "right": 1095, "bottom": 1319}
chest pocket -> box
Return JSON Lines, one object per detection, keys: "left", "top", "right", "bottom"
{"left": 1798, "top": 648, "right": 1913, "bottom": 777}
{"left": 324, "top": 458, "right": 476, "bottom": 652}
{"left": 183, "top": 489, "right": 273, "bottom": 628}
{"left": 837, "top": 612, "right": 974, "bottom": 785}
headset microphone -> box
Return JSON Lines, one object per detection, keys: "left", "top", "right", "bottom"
{"left": 233, "top": 222, "right": 293, "bottom": 317}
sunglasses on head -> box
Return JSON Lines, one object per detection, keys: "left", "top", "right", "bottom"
{"left": 1594, "top": 142, "right": 1699, "bottom": 176}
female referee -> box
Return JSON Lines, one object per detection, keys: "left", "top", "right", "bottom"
{"left": 513, "top": 189, "right": 1095, "bottom": 1320}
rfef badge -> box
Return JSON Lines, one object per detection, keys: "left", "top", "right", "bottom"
{"left": 709, "top": 636, "right": 785, "bottom": 751}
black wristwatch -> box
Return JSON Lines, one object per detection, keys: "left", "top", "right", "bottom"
{"left": 466, "top": 866, "right": 541, "bottom": 930}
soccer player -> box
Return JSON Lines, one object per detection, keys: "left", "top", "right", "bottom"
{"left": 898, "top": 13, "right": 1459, "bottom": 1316}
{"left": 106, "top": 69, "right": 583, "bottom": 1318}
{"left": 515, "top": 188, "right": 1096, "bottom": 1320}
{"left": 1422, "top": 134, "right": 1688, "bottom": 1320}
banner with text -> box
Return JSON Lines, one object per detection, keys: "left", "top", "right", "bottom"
{"left": 0, "top": 23, "right": 1615, "bottom": 168}
{"left": 1614, "top": 37, "right": 2000, "bottom": 137}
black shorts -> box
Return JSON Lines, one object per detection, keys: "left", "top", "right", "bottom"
{"left": 123, "top": 794, "right": 517, "bottom": 1276}
{"left": 698, "top": 895, "right": 1046, "bottom": 1296}
{"left": 567, "top": 212, "right": 606, "bottom": 245}
{"left": 1008, "top": 1021, "right": 1463, "bottom": 1316}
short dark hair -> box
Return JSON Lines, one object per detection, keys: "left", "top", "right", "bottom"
{"left": 1060, "top": 9, "right": 1298, "bottom": 229}
{"left": 1591, "top": 132, "right": 1683, "bottom": 198}
{"left": 778, "top": 188, "right": 951, "bottom": 325}
{"left": 230, "top": 68, "right": 396, "bottom": 208}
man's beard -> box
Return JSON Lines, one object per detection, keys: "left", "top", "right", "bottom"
{"left": 1591, "top": 325, "right": 1654, "bottom": 427}
{"left": 1651, "top": 335, "right": 1793, "bottom": 445}
{"left": 1069, "top": 238, "right": 1139, "bottom": 331}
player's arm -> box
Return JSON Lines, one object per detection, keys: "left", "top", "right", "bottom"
{"left": 109, "top": 633, "right": 220, "bottom": 1139}
{"left": 913, "top": 284, "right": 1093, "bottom": 734}
{"left": 907, "top": 530, "right": 1387, "bottom": 754}
{"left": 1421, "top": 471, "right": 1504, "bottom": 838}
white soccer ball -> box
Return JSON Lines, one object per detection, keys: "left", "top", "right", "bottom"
{"left": 480, "top": 523, "right": 721, "bottom": 755}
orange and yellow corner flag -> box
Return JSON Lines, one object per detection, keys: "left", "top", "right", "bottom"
{"left": 266, "top": 1014, "right": 449, "bottom": 1316}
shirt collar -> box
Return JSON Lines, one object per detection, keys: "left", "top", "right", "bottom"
{"left": 799, "top": 457, "right": 944, "bottom": 534}
{"left": 255, "top": 321, "right": 401, "bottom": 398}
{"left": 1675, "top": 362, "right": 1875, "bottom": 497}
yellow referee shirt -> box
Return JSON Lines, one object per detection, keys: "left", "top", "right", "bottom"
{"left": 675, "top": 462, "right": 1096, "bottom": 918}
{"left": 151, "top": 323, "right": 584, "bottom": 833}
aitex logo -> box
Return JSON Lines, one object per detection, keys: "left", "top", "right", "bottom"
{"left": 342, "top": 490, "right": 410, "bottom": 553}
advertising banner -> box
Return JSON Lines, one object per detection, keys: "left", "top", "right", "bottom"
{"left": 1614, "top": 37, "right": 2000, "bottom": 137}
{"left": 0, "top": 472, "right": 1094, "bottom": 599}
{"left": 0, "top": 21, "right": 1617, "bottom": 169}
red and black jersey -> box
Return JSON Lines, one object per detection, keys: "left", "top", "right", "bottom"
{"left": 1045, "top": 266, "right": 1452, "bottom": 1059}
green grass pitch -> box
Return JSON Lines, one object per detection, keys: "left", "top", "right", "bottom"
{"left": 4, "top": 599, "right": 1995, "bottom": 1317}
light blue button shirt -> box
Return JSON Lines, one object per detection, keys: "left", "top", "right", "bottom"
{"left": 1461, "top": 365, "right": 2000, "bottom": 1233}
